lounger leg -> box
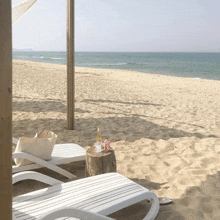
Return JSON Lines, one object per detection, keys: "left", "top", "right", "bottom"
{"left": 13, "top": 152, "right": 77, "bottom": 179}
{"left": 143, "top": 192, "right": 160, "bottom": 220}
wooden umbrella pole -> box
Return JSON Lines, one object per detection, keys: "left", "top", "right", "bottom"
{"left": 66, "top": 0, "right": 75, "bottom": 130}
{"left": 0, "top": 0, "right": 13, "bottom": 219}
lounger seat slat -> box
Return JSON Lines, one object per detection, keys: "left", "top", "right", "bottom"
{"left": 13, "top": 173, "right": 158, "bottom": 220}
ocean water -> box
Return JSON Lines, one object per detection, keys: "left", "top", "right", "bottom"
{"left": 13, "top": 51, "right": 220, "bottom": 81}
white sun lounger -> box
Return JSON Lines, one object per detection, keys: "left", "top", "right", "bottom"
{"left": 13, "top": 171, "right": 159, "bottom": 220}
{"left": 12, "top": 138, "right": 86, "bottom": 179}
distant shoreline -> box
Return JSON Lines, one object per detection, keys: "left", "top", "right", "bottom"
{"left": 12, "top": 58, "right": 220, "bottom": 83}
{"left": 12, "top": 52, "right": 220, "bottom": 81}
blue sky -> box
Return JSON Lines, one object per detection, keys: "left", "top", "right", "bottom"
{"left": 12, "top": 0, "right": 220, "bottom": 52}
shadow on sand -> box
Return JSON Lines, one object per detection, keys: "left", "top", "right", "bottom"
{"left": 13, "top": 116, "right": 215, "bottom": 147}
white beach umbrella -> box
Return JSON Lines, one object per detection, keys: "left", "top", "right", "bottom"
{"left": 12, "top": 0, "right": 38, "bottom": 24}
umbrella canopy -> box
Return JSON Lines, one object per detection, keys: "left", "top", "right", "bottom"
{"left": 12, "top": 0, "right": 38, "bottom": 24}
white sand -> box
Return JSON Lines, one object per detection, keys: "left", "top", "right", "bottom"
{"left": 12, "top": 60, "right": 220, "bottom": 220}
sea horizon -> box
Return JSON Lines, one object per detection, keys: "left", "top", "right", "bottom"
{"left": 13, "top": 51, "right": 220, "bottom": 81}
{"left": 13, "top": 49, "right": 220, "bottom": 53}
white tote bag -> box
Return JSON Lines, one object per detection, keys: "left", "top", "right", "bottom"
{"left": 14, "top": 130, "right": 57, "bottom": 166}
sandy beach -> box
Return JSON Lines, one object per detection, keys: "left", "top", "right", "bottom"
{"left": 12, "top": 60, "right": 220, "bottom": 220}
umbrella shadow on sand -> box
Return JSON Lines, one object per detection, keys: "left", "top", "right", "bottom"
{"left": 13, "top": 115, "right": 214, "bottom": 147}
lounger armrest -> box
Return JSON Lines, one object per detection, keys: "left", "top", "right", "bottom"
{"left": 13, "top": 171, "right": 63, "bottom": 185}
{"left": 13, "top": 152, "right": 28, "bottom": 160}
{"left": 38, "top": 207, "right": 115, "bottom": 220}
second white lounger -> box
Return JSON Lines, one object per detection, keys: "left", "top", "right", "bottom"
{"left": 13, "top": 138, "right": 86, "bottom": 179}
